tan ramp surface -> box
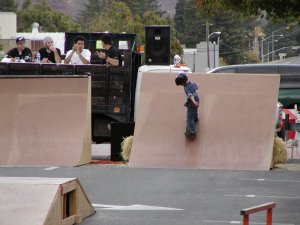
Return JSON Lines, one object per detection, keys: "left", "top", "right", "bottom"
{"left": 129, "top": 73, "right": 280, "bottom": 170}
{"left": 0, "top": 177, "right": 95, "bottom": 225}
{"left": 0, "top": 77, "right": 91, "bottom": 166}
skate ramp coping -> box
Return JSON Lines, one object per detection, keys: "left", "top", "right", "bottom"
{"left": 129, "top": 73, "right": 280, "bottom": 170}
{"left": 0, "top": 76, "right": 91, "bottom": 166}
{"left": 0, "top": 177, "right": 95, "bottom": 225}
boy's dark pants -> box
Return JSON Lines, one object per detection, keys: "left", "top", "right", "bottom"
{"left": 186, "top": 106, "right": 198, "bottom": 135}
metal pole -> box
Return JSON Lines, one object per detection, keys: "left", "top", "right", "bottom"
{"left": 266, "top": 208, "right": 272, "bottom": 225}
{"left": 284, "top": 113, "right": 290, "bottom": 142}
{"left": 193, "top": 51, "right": 196, "bottom": 72}
{"left": 261, "top": 37, "right": 264, "bottom": 63}
{"left": 217, "top": 37, "right": 220, "bottom": 67}
{"left": 206, "top": 21, "right": 210, "bottom": 69}
{"left": 213, "top": 41, "right": 216, "bottom": 68}
{"left": 271, "top": 26, "right": 288, "bottom": 61}
{"left": 243, "top": 215, "right": 249, "bottom": 225}
{"left": 272, "top": 32, "right": 275, "bottom": 61}
{"left": 267, "top": 42, "right": 270, "bottom": 62}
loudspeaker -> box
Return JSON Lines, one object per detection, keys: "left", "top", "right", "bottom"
{"left": 111, "top": 122, "right": 135, "bottom": 161}
{"left": 145, "top": 25, "right": 170, "bottom": 65}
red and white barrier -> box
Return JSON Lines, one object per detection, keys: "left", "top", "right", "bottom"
{"left": 282, "top": 108, "right": 300, "bottom": 159}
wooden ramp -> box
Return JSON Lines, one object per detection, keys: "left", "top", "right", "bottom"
{"left": 0, "top": 76, "right": 91, "bottom": 166}
{"left": 129, "top": 73, "right": 280, "bottom": 170}
{"left": 0, "top": 177, "right": 95, "bottom": 225}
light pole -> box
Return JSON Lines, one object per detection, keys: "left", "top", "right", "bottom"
{"left": 267, "top": 40, "right": 278, "bottom": 62}
{"left": 267, "top": 41, "right": 273, "bottom": 62}
{"left": 261, "top": 35, "right": 283, "bottom": 63}
{"left": 272, "top": 26, "right": 289, "bottom": 61}
{"left": 206, "top": 21, "right": 210, "bottom": 69}
{"left": 208, "top": 31, "right": 221, "bottom": 69}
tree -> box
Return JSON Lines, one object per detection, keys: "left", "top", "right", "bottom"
{"left": 80, "top": 0, "right": 165, "bottom": 25}
{"left": 22, "top": 0, "right": 32, "bottom": 10}
{"left": 88, "top": 1, "right": 183, "bottom": 58}
{"left": 79, "top": 0, "right": 107, "bottom": 28}
{"left": 219, "top": 0, "right": 300, "bottom": 20}
{"left": 0, "top": 0, "right": 17, "bottom": 12}
{"left": 17, "top": 0, "right": 82, "bottom": 32}
{"left": 88, "top": 1, "right": 142, "bottom": 38}
{"left": 119, "top": 0, "right": 165, "bottom": 17}
{"left": 174, "top": 0, "right": 185, "bottom": 37}
{"left": 174, "top": 0, "right": 261, "bottom": 64}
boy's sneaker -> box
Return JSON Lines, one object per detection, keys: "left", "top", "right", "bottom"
{"left": 185, "top": 132, "right": 196, "bottom": 139}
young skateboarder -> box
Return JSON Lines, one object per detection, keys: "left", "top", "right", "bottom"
{"left": 175, "top": 72, "right": 199, "bottom": 139}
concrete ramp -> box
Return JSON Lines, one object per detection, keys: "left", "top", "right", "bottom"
{"left": 0, "top": 177, "right": 95, "bottom": 225}
{"left": 129, "top": 73, "right": 280, "bottom": 170}
{"left": 0, "top": 76, "right": 91, "bottom": 166}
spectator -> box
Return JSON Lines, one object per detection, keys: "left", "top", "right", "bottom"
{"left": 38, "top": 36, "right": 62, "bottom": 63}
{"left": 6, "top": 37, "right": 32, "bottom": 62}
{"left": 95, "top": 34, "right": 122, "bottom": 66}
{"left": 64, "top": 36, "right": 91, "bottom": 64}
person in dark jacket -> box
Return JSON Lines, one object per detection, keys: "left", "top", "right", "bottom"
{"left": 95, "top": 33, "right": 122, "bottom": 66}
{"left": 6, "top": 37, "right": 32, "bottom": 62}
{"left": 38, "top": 36, "right": 62, "bottom": 63}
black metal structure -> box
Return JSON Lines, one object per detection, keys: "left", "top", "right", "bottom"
{"left": 64, "top": 32, "right": 137, "bottom": 55}
{"left": 0, "top": 62, "right": 8, "bottom": 75}
{"left": 0, "top": 32, "right": 141, "bottom": 143}
{"left": 8, "top": 63, "right": 41, "bottom": 75}
{"left": 0, "top": 52, "right": 141, "bottom": 142}
{"left": 111, "top": 122, "right": 135, "bottom": 161}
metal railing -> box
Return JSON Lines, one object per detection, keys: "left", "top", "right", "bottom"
{"left": 240, "top": 202, "right": 276, "bottom": 225}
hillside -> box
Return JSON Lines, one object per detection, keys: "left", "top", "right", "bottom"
{"left": 160, "top": 0, "right": 178, "bottom": 16}
{"left": 17, "top": 0, "right": 84, "bottom": 19}
{"left": 17, "top": 0, "right": 178, "bottom": 19}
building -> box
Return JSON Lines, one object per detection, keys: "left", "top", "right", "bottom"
{"left": 183, "top": 41, "right": 219, "bottom": 72}
{"left": 0, "top": 12, "right": 17, "bottom": 39}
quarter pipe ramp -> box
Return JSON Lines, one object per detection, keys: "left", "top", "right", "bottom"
{"left": 0, "top": 76, "right": 91, "bottom": 166}
{"left": 129, "top": 73, "right": 280, "bottom": 170}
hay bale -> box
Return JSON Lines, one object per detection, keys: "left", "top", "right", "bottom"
{"left": 271, "top": 136, "right": 287, "bottom": 168}
{"left": 121, "top": 136, "right": 133, "bottom": 161}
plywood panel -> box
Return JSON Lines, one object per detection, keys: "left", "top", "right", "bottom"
{"left": 0, "top": 177, "right": 95, "bottom": 225}
{"left": 0, "top": 77, "right": 91, "bottom": 166}
{"left": 129, "top": 73, "right": 280, "bottom": 170}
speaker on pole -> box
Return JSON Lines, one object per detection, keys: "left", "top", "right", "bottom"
{"left": 145, "top": 25, "right": 170, "bottom": 65}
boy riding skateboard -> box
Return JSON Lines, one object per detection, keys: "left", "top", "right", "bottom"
{"left": 175, "top": 72, "right": 199, "bottom": 139}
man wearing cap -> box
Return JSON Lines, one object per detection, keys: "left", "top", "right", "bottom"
{"left": 38, "top": 36, "right": 62, "bottom": 63}
{"left": 95, "top": 34, "right": 122, "bottom": 66}
{"left": 6, "top": 37, "right": 32, "bottom": 62}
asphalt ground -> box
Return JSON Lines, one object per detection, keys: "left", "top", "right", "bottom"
{"left": 0, "top": 163, "right": 299, "bottom": 225}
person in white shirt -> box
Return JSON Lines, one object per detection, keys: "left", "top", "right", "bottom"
{"left": 64, "top": 36, "right": 91, "bottom": 64}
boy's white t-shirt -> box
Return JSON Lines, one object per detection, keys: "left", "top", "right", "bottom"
{"left": 66, "top": 49, "right": 91, "bottom": 64}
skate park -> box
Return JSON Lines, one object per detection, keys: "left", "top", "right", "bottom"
{"left": 0, "top": 24, "right": 300, "bottom": 225}
{"left": 0, "top": 66, "right": 299, "bottom": 225}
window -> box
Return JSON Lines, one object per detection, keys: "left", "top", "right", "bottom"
{"left": 237, "top": 66, "right": 278, "bottom": 74}
{"left": 118, "top": 40, "right": 129, "bottom": 50}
